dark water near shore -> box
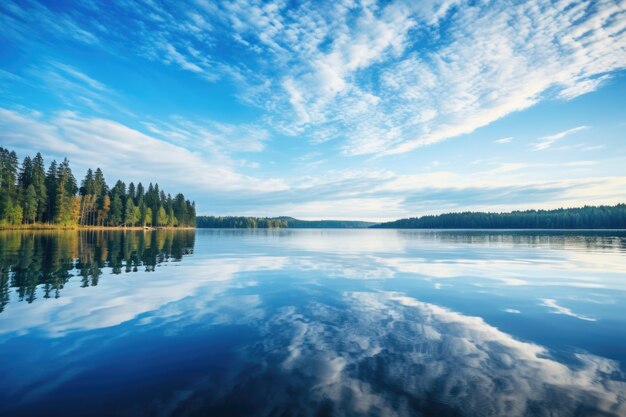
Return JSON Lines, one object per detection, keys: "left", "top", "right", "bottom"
{"left": 0, "top": 229, "right": 625, "bottom": 417}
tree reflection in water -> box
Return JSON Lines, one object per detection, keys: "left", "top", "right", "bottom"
{"left": 0, "top": 230, "right": 195, "bottom": 312}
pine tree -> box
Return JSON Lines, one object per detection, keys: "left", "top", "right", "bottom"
{"left": 113, "top": 180, "right": 126, "bottom": 198}
{"left": 94, "top": 168, "right": 106, "bottom": 199}
{"left": 110, "top": 192, "right": 123, "bottom": 226}
{"left": 124, "top": 198, "right": 137, "bottom": 226}
{"left": 127, "top": 182, "right": 136, "bottom": 204}
{"left": 80, "top": 169, "right": 96, "bottom": 225}
{"left": 132, "top": 204, "right": 140, "bottom": 226}
{"left": 18, "top": 156, "right": 33, "bottom": 192}
{"left": 99, "top": 195, "right": 111, "bottom": 226}
{"left": 94, "top": 168, "right": 108, "bottom": 225}
{"left": 187, "top": 200, "right": 196, "bottom": 227}
{"left": 167, "top": 206, "right": 177, "bottom": 226}
{"left": 32, "top": 153, "right": 47, "bottom": 222}
{"left": 44, "top": 160, "right": 58, "bottom": 223}
{"left": 6, "top": 201, "right": 22, "bottom": 225}
{"left": 23, "top": 185, "right": 37, "bottom": 224}
{"left": 174, "top": 193, "right": 188, "bottom": 226}
{"left": 138, "top": 200, "right": 146, "bottom": 226}
{"left": 136, "top": 182, "right": 144, "bottom": 205}
{"left": 54, "top": 159, "right": 77, "bottom": 225}
{"left": 144, "top": 207, "right": 153, "bottom": 227}
{"left": 157, "top": 206, "right": 167, "bottom": 226}
{"left": 0, "top": 148, "right": 19, "bottom": 221}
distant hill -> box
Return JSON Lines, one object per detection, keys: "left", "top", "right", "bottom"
{"left": 371, "top": 204, "right": 626, "bottom": 229}
{"left": 196, "top": 215, "right": 376, "bottom": 229}
{"left": 278, "top": 217, "right": 376, "bottom": 228}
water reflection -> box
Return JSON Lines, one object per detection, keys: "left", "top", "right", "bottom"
{"left": 396, "top": 229, "right": 626, "bottom": 252}
{"left": 168, "top": 291, "right": 625, "bottom": 417}
{"left": 0, "top": 230, "right": 195, "bottom": 312}
{"left": 0, "top": 229, "right": 625, "bottom": 417}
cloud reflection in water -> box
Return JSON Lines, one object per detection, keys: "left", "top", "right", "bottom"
{"left": 147, "top": 291, "right": 625, "bottom": 417}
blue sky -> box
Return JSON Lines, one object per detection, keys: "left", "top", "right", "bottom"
{"left": 0, "top": 0, "right": 625, "bottom": 221}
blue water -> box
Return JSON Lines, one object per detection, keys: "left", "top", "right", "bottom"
{"left": 0, "top": 229, "right": 625, "bottom": 416}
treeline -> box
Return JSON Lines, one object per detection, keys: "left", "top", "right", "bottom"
{"left": 372, "top": 204, "right": 626, "bottom": 229}
{"left": 282, "top": 217, "right": 376, "bottom": 228}
{"left": 197, "top": 216, "right": 288, "bottom": 228}
{"left": 0, "top": 147, "right": 196, "bottom": 227}
{"left": 196, "top": 216, "right": 376, "bottom": 228}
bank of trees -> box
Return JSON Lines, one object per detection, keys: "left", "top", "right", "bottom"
{"left": 0, "top": 147, "right": 196, "bottom": 228}
{"left": 196, "top": 216, "right": 288, "bottom": 228}
{"left": 196, "top": 216, "right": 376, "bottom": 228}
{"left": 372, "top": 204, "right": 626, "bottom": 229}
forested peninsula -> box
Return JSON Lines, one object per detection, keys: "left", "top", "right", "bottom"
{"left": 372, "top": 204, "right": 626, "bottom": 229}
{"left": 0, "top": 147, "right": 195, "bottom": 229}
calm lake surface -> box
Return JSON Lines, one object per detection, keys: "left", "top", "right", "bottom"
{"left": 0, "top": 229, "right": 625, "bottom": 417}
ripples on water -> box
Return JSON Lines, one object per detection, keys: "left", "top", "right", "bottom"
{"left": 0, "top": 229, "right": 625, "bottom": 416}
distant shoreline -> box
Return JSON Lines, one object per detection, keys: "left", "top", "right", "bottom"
{"left": 372, "top": 204, "right": 625, "bottom": 229}
{"left": 194, "top": 204, "right": 625, "bottom": 230}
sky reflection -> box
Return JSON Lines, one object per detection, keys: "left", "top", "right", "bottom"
{"left": 0, "top": 229, "right": 625, "bottom": 416}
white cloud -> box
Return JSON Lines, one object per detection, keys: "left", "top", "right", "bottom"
{"left": 20, "top": 63, "right": 131, "bottom": 116}
{"left": 0, "top": 108, "right": 286, "bottom": 194}
{"left": 0, "top": 0, "right": 99, "bottom": 45}
{"left": 163, "top": 42, "right": 204, "bottom": 73}
{"left": 51, "top": 63, "right": 107, "bottom": 91}
{"left": 532, "top": 125, "right": 589, "bottom": 151}
{"left": 372, "top": 1, "right": 625, "bottom": 155}
{"left": 540, "top": 298, "right": 596, "bottom": 321}
{"left": 228, "top": 0, "right": 624, "bottom": 156}
{"left": 495, "top": 137, "right": 513, "bottom": 144}
{"left": 146, "top": 116, "right": 271, "bottom": 153}
{"left": 3, "top": 0, "right": 625, "bottom": 159}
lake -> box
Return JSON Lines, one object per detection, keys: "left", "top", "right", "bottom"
{"left": 0, "top": 229, "right": 625, "bottom": 416}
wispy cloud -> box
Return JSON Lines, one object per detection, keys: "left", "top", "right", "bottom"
{"left": 0, "top": 0, "right": 99, "bottom": 45}
{"left": 540, "top": 298, "right": 596, "bottom": 321}
{"left": 0, "top": 108, "right": 285, "bottom": 194}
{"left": 6, "top": 62, "right": 135, "bottom": 118}
{"left": 242, "top": 0, "right": 624, "bottom": 156}
{"left": 495, "top": 137, "right": 513, "bottom": 144}
{"left": 532, "top": 126, "right": 589, "bottom": 151}
{"left": 60, "top": 63, "right": 106, "bottom": 87}
{"left": 2, "top": 1, "right": 625, "bottom": 157}
{"left": 227, "top": 0, "right": 624, "bottom": 156}
{"left": 142, "top": 116, "right": 270, "bottom": 154}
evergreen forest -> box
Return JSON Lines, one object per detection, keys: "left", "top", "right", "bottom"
{"left": 196, "top": 216, "right": 375, "bottom": 228}
{"left": 372, "top": 205, "right": 626, "bottom": 229}
{"left": 0, "top": 147, "right": 196, "bottom": 228}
